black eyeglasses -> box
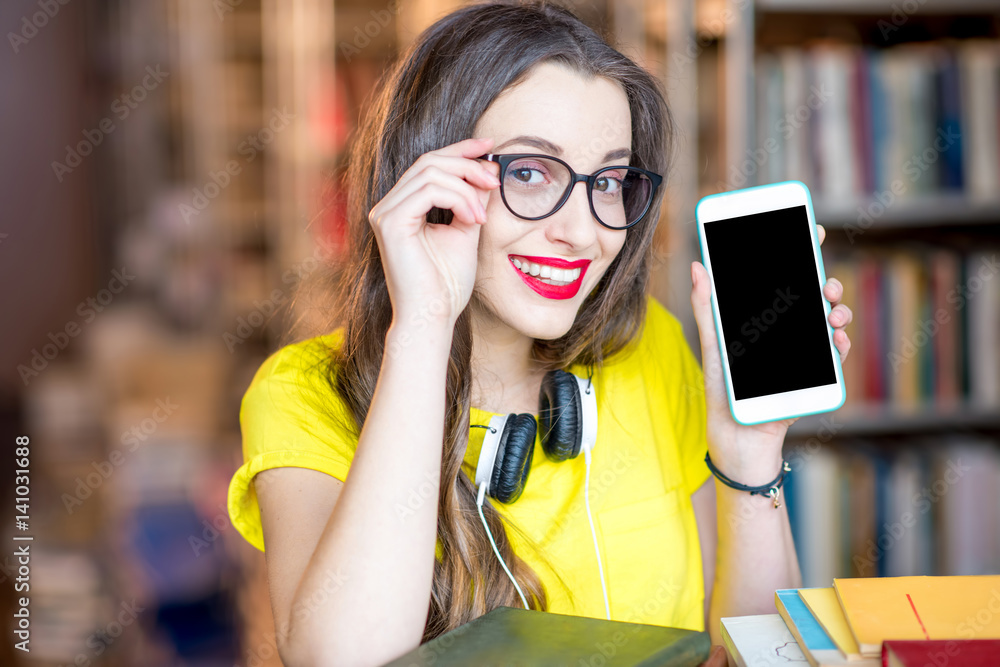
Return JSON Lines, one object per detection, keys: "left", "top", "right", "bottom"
{"left": 478, "top": 153, "right": 663, "bottom": 230}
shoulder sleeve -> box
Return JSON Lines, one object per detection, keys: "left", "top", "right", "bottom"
{"left": 643, "top": 296, "right": 712, "bottom": 497}
{"left": 226, "top": 333, "right": 358, "bottom": 552}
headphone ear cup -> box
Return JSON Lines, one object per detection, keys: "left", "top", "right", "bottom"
{"left": 490, "top": 413, "right": 537, "bottom": 504}
{"left": 538, "top": 369, "right": 583, "bottom": 462}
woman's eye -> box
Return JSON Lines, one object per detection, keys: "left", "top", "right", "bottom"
{"left": 595, "top": 175, "right": 622, "bottom": 194}
{"left": 508, "top": 165, "right": 547, "bottom": 184}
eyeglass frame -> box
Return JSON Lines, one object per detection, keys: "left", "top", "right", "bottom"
{"left": 477, "top": 153, "right": 664, "bottom": 230}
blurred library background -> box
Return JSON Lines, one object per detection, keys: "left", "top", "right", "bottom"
{"left": 2, "top": 0, "right": 999, "bottom": 664}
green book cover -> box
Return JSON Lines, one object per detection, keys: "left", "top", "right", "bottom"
{"left": 382, "top": 606, "right": 710, "bottom": 666}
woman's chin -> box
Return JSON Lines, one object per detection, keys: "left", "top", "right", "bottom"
{"left": 507, "top": 309, "right": 577, "bottom": 341}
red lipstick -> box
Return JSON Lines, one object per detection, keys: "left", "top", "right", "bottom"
{"left": 509, "top": 255, "right": 591, "bottom": 300}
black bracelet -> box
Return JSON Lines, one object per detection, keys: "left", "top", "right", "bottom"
{"left": 704, "top": 452, "right": 791, "bottom": 508}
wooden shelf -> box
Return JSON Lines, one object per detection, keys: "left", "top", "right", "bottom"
{"left": 788, "top": 404, "right": 1000, "bottom": 437}
{"left": 756, "top": 0, "right": 1000, "bottom": 13}
{"left": 813, "top": 194, "right": 1000, "bottom": 230}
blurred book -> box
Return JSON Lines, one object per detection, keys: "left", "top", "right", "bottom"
{"left": 754, "top": 40, "right": 1000, "bottom": 203}
{"left": 785, "top": 435, "right": 1000, "bottom": 587}
{"left": 820, "top": 247, "right": 1000, "bottom": 413}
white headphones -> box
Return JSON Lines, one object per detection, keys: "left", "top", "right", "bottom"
{"left": 473, "top": 370, "right": 610, "bottom": 619}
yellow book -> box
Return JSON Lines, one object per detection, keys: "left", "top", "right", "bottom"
{"left": 833, "top": 575, "right": 1000, "bottom": 657}
{"left": 798, "top": 587, "right": 867, "bottom": 661}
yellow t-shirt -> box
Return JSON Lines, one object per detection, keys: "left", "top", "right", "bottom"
{"left": 227, "top": 294, "right": 712, "bottom": 631}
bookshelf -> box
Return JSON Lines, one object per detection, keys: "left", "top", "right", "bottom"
{"left": 700, "top": 0, "right": 1000, "bottom": 587}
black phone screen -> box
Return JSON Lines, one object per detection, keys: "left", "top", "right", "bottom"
{"left": 703, "top": 204, "right": 837, "bottom": 400}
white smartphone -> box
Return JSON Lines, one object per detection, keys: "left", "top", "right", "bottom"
{"left": 695, "top": 181, "right": 846, "bottom": 425}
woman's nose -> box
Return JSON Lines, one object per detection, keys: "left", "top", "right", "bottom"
{"left": 545, "top": 181, "right": 598, "bottom": 249}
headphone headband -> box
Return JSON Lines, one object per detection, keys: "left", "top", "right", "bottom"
{"left": 575, "top": 373, "right": 598, "bottom": 454}
{"left": 474, "top": 414, "right": 508, "bottom": 494}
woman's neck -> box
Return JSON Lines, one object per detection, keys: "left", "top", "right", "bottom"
{"left": 469, "top": 303, "right": 547, "bottom": 416}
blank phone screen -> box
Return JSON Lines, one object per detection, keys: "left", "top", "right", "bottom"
{"left": 703, "top": 204, "right": 837, "bottom": 400}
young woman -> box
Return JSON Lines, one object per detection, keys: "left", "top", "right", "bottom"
{"left": 226, "top": 2, "right": 853, "bottom": 665}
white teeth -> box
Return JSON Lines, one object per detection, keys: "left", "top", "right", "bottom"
{"left": 510, "top": 258, "right": 583, "bottom": 285}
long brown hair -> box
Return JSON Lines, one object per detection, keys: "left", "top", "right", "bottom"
{"left": 312, "top": 0, "right": 674, "bottom": 641}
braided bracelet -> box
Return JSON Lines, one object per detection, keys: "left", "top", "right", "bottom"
{"left": 704, "top": 452, "right": 792, "bottom": 508}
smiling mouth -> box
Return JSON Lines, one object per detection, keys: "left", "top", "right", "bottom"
{"left": 509, "top": 255, "right": 586, "bottom": 286}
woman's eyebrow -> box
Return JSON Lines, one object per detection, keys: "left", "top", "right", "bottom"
{"left": 493, "top": 135, "right": 632, "bottom": 162}
{"left": 494, "top": 135, "right": 562, "bottom": 154}
{"left": 603, "top": 148, "right": 631, "bottom": 161}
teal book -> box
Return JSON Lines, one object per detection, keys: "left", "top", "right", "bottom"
{"left": 383, "top": 606, "right": 710, "bottom": 666}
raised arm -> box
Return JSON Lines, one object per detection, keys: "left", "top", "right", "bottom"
{"left": 253, "top": 137, "right": 500, "bottom": 666}
{"left": 688, "top": 227, "right": 854, "bottom": 645}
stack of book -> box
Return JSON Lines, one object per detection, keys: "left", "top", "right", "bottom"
{"left": 722, "top": 575, "right": 1000, "bottom": 666}
{"left": 754, "top": 40, "right": 1000, "bottom": 203}
{"left": 783, "top": 435, "right": 1000, "bottom": 588}
{"left": 826, "top": 248, "right": 1000, "bottom": 413}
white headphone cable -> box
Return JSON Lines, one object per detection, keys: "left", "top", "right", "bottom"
{"left": 477, "top": 482, "right": 529, "bottom": 610}
{"left": 583, "top": 445, "right": 611, "bottom": 620}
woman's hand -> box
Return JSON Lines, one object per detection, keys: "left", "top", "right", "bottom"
{"left": 367, "top": 137, "right": 501, "bottom": 329}
{"left": 688, "top": 224, "right": 853, "bottom": 484}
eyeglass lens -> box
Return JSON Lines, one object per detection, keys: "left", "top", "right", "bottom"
{"left": 501, "top": 156, "right": 653, "bottom": 228}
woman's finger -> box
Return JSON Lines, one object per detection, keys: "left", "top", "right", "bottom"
{"left": 817, "top": 223, "right": 826, "bottom": 246}
{"left": 373, "top": 181, "right": 484, "bottom": 233}
{"left": 378, "top": 167, "right": 493, "bottom": 227}
{"left": 834, "top": 329, "right": 851, "bottom": 362}
{"left": 823, "top": 277, "right": 843, "bottom": 304}
{"left": 689, "top": 261, "right": 726, "bottom": 400}
{"left": 828, "top": 303, "right": 852, "bottom": 328}
{"left": 394, "top": 148, "right": 499, "bottom": 193}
